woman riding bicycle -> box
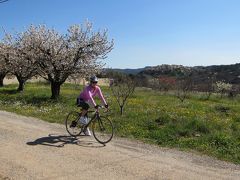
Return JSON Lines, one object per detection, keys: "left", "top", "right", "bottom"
{"left": 76, "top": 75, "right": 108, "bottom": 136}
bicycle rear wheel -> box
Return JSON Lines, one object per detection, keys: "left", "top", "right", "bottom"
{"left": 92, "top": 116, "right": 113, "bottom": 144}
{"left": 65, "top": 111, "right": 82, "bottom": 136}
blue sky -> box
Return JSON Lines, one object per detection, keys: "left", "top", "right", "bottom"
{"left": 1, "top": 0, "right": 240, "bottom": 68}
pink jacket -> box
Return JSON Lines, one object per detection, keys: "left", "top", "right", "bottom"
{"left": 79, "top": 85, "right": 107, "bottom": 107}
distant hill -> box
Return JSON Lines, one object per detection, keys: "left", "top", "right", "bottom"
{"left": 109, "top": 63, "right": 240, "bottom": 84}
{"left": 110, "top": 68, "right": 144, "bottom": 75}
{"left": 139, "top": 64, "right": 192, "bottom": 77}
{"left": 139, "top": 63, "right": 240, "bottom": 84}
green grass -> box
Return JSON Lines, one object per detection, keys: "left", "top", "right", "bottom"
{"left": 0, "top": 82, "right": 240, "bottom": 164}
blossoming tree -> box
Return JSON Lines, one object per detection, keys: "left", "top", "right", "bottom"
{"left": 30, "top": 23, "right": 114, "bottom": 99}
{"left": 1, "top": 29, "right": 39, "bottom": 91}
{"left": 0, "top": 43, "right": 9, "bottom": 87}
{"left": 0, "top": 22, "right": 113, "bottom": 98}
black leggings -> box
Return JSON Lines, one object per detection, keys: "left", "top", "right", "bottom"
{"left": 76, "top": 98, "right": 90, "bottom": 110}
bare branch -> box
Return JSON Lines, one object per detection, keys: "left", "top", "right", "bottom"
{"left": 110, "top": 73, "right": 136, "bottom": 115}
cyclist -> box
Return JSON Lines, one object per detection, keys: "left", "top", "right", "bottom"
{"left": 75, "top": 75, "right": 108, "bottom": 136}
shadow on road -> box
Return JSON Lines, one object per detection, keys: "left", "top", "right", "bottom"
{"left": 26, "top": 134, "right": 105, "bottom": 148}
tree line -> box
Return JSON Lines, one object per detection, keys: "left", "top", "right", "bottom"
{"left": 102, "top": 69, "right": 240, "bottom": 104}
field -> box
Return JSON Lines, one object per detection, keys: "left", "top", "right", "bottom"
{"left": 0, "top": 82, "right": 240, "bottom": 164}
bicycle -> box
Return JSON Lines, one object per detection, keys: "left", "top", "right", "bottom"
{"left": 65, "top": 106, "right": 113, "bottom": 144}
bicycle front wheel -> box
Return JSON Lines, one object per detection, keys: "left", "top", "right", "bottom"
{"left": 65, "top": 111, "right": 82, "bottom": 137}
{"left": 92, "top": 116, "right": 113, "bottom": 144}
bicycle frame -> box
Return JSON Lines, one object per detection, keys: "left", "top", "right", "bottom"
{"left": 82, "top": 108, "right": 101, "bottom": 129}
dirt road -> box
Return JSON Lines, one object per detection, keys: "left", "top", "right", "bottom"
{"left": 0, "top": 111, "right": 239, "bottom": 180}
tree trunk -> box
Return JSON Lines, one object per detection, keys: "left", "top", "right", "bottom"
{"left": 17, "top": 80, "right": 26, "bottom": 91}
{"left": 120, "top": 105, "right": 124, "bottom": 115}
{"left": 16, "top": 76, "right": 26, "bottom": 92}
{"left": 51, "top": 81, "right": 61, "bottom": 99}
{"left": 0, "top": 74, "right": 5, "bottom": 87}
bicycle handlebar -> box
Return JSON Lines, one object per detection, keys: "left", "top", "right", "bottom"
{"left": 95, "top": 105, "right": 110, "bottom": 113}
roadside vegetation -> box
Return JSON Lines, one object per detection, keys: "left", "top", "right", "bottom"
{"left": 0, "top": 82, "right": 240, "bottom": 164}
